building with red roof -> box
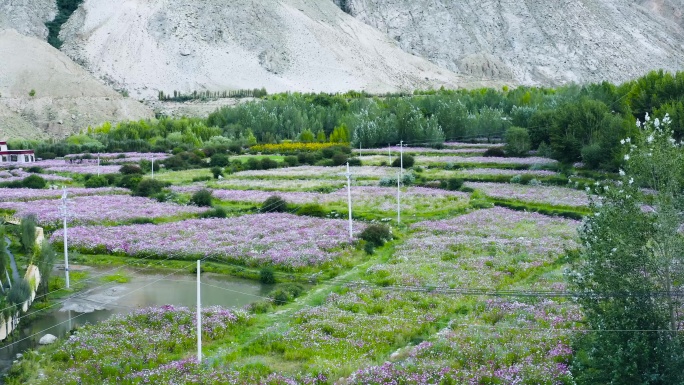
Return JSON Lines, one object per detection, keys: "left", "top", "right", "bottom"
{"left": 0, "top": 141, "right": 35, "bottom": 163}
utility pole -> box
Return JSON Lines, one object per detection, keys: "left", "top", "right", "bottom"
{"left": 197, "top": 259, "right": 202, "bottom": 362}
{"left": 97, "top": 153, "right": 100, "bottom": 177}
{"left": 397, "top": 172, "right": 401, "bottom": 224}
{"left": 399, "top": 140, "right": 404, "bottom": 182}
{"left": 59, "top": 187, "right": 70, "bottom": 289}
{"left": 388, "top": 144, "right": 392, "bottom": 165}
{"left": 345, "top": 162, "right": 353, "bottom": 239}
{"left": 151, "top": 155, "right": 155, "bottom": 179}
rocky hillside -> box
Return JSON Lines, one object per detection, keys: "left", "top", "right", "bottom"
{"left": 0, "top": 29, "right": 153, "bottom": 140}
{"left": 55, "top": 0, "right": 494, "bottom": 100}
{"left": 335, "top": 0, "right": 684, "bottom": 85}
{"left": 0, "top": 0, "right": 55, "bottom": 40}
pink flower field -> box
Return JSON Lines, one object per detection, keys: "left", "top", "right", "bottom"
{"left": 51, "top": 213, "right": 364, "bottom": 268}
{"left": 0, "top": 195, "right": 204, "bottom": 225}
{"left": 0, "top": 187, "right": 128, "bottom": 202}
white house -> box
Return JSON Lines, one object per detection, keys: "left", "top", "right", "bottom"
{"left": 0, "top": 141, "right": 35, "bottom": 163}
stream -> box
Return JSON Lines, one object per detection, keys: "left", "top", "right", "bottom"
{"left": 0, "top": 267, "right": 273, "bottom": 379}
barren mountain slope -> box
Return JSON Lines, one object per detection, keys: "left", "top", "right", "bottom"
{"left": 0, "top": 0, "right": 56, "bottom": 39}
{"left": 0, "top": 29, "right": 153, "bottom": 139}
{"left": 337, "top": 0, "right": 684, "bottom": 85}
{"left": 57, "top": 0, "right": 496, "bottom": 99}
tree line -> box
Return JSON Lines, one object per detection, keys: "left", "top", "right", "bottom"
{"left": 8, "top": 70, "right": 683, "bottom": 171}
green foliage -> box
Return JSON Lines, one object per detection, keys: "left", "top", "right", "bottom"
{"left": 269, "top": 283, "right": 306, "bottom": 305}
{"left": 8, "top": 279, "right": 31, "bottom": 306}
{"left": 504, "top": 126, "right": 531, "bottom": 156}
{"left": 483, "top": 147, "right": 506, "bottom": 157}
{"left": 84, "top": 175, "right": 109, "bottom": 188}
{"left": 28, "top": 89, "right": 36, "bottom": 97}
{"left": 134, "top": 179, "right": 169, "bottom": 197}
{"left": 20, "top": 214, "right": 38, "bottom": 255}
{"left": 392, "top": 154, "right": 415, "bottom": 168}
{"left": 446, "top": 177, "right": 464, "bottom": 191}
{"left": 209, "top": 153, "right": 230, "bottom": 167}
{"left": 45, "top": 0, "right": 84, "bottom": 48}
{"left": 283, "top": 156, "right": 299, "bottom": 167}
{"left": 0, "top": 227, "right": 8, "bottom": 279}
{"left": 190, "top": 189, "right": 213, "bottom": 207}
{"left": 259, "top": 267, "right": 276, "bottom": 284}
{"left": 22, "top": 175, "right": 46, "bottom": 189}
{"left": 569, "top": 114, "right": 684, "bottom": 384}
{"left": 119, "top": 164, "right": 143, "bottom": 175}
{"left": 199, "top": 207, "right": 227, "bottom": 219}
{"left": 295, "top": 203, "right": 326, "bottom": 217}
{"left": 359, "top": 224, "right": 391, "bottom": 247}
{"left": 210, "top": 166, "right": 223, "bottom": 179}
{"left": 36, "top": 240, "right": 57, "bottom": 297}
{"left": 261, "top": 196, "right": 288, "bottom": 213}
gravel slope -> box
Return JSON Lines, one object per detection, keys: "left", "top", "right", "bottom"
{"left": 0, "top": 29, "right": 153, "bottom": 139}
{"left": 337, "top": 0, "right": 684, "bottom": 85}
{"left": 56, "top": 0, "right": 496, "bottom": 99}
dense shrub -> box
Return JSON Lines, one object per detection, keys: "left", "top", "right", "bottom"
{"left": 260, "top": 158, "right": 279, "bottom": 170}
{"left": 190, "top": 189, "right": 213, "bottom": 207}
{"left": 446, "top": 177, "right": 464, "bottom": 191}
{"left": 392, "top": 154, "right": 415, "bottom": 168}
{"left": 259, "top": 267, "right": 276, "bottom": 284}
{"left": 26, "top": 166, "right": 43, "bottom": 173}
{"left": 22, "top": 175, "right": 46, "bottom": 189}
{"left": 119, "top": 164, "right": 143, "bottom": 175}
{"left": 483, "top": 147, "right": 506, "bottom": 157}
{"left": 261, "top": 196, "right": 288, "bottom": 213}
{"left": 209, "top": 153, "right": 230, "bottom": 167}
{"left": 117, "top": 174, "right": 142, "bottom": 189}
{"left": 296, "top": 203, "right": 326, "bottom": 217}
{"left": 210, "top": 166, "right": 223, "bottom": 179}
{"left": 284, "top": 156, "right": 299, "bottom": 167}
{"left": 347, "top": 157, "right": 362, "bottom": 166}
{"left": 331, "top": 152, "right": 348, "bottom": 166}
{"left": 360, "top": 224, "right": 392, "bottom": 247}
{"left": 200, "top": 207, "right": 227, "bottom": 218}
{"left": 84, "top": 175, "right": 109, "bottom": 188}
{"left": 134, "top": 178, "right": 169, "bottom": 197}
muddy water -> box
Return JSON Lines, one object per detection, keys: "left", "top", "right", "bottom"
{"left": 0, "top": 268, "right": 272, "bottom": 379}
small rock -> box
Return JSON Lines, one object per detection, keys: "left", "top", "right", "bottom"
{"left": 16, "top": 353, "right": 23, "bottom": 359}
{"left": 39, "top": 334, "right": 57, "bottom": 345}
{"left": 57, "top": 120, "right": 63, "bottom": 125}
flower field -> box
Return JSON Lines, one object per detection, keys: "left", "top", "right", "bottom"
{"left": 0, "top": 195, "right": 204, "bottom": 225}
{"left": 234, "top": 166, "right": 396, "bottom": 179}
{"left": 466, "top": 182, "right": 590, "bottom": 207}
{"left": 359, "top": 146, "right": 487, "bottom": 155}
{"left": 30, "top": 305, "right": 252, "bottom": 385}
{"left": 43, "top": 165, "right": 123, "bottom": 175}
{"left": 8, "top": 141, "right": 592, "bottom": 385}
{"left": 365, "top": 207, "right": 578, "bottom": 289}
{"left": 421, "top": 156, "right": 558, "bottom": 166}
{"left": 65, "top": 152, "right": 168, "bottom": 163}
{"left": 209, "top": 178, "right": 349, "bottom": 191}
{"left": 457, "top": 168, "right": 559, "bottom": 177}
{"left": 0, "top": 168, "right": 72, "bottom": 182}
{"left": 0, "top": 187, "right": 128, "bottom": 202}
{"left": 51, "top": 213, "right": 364, "bottom": 268}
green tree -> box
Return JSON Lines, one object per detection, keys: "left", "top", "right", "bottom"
{"left": 36, "top": 240, "right": 56, "bottom": 298}
{"left": 0, "top": 227, "right": 8, "bottom": 283}
{"left": 569, "top": 114, "right": 684, "bottom": 384}
{"left": 504, "top": 126, "right": 531, "bottom": 156}
{"left": 20, "top": 214, "right": 38, "bottom": 256}
{"left": 191, "top": 189, "right": 213, "bottom": 207}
